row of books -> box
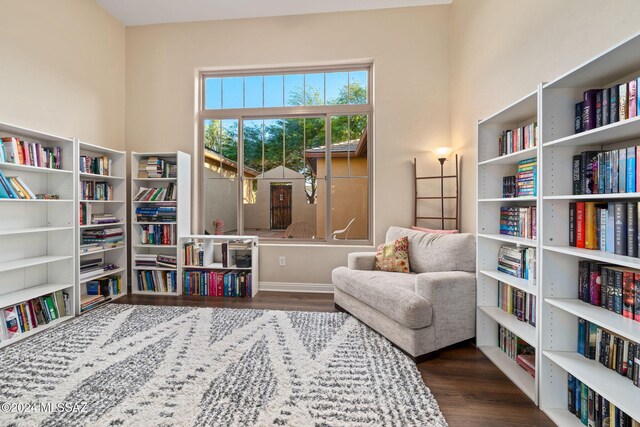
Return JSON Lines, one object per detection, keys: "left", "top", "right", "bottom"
{"left": 502, "top": 158, "right": 537, "bottom": 198}
{"left": 499, "top": 206, "right": 537, "bottom": 239}
{"left": 80, "top": 294, "right": 111, "bottom": 313}
{"left": 133, "top": 184, "right": 176, "bottom": 202}
{"left": 136, "top": 269, "right": 177, "bottom": 293}
{"left": 0, "top": 169, "right": 36, "bottom": 199}
{"left": 137, "top": 157, "right": 177, "bottom": 179}
{"left": 79, "top": 259, "right": 119, "bottom": 281}
{"left": 577, "top": 317, "right": 639, "bottom": 388}
{"left": 577, "top": 261, "right": 640, "bottom": 322}
{"left": 183, "top": 241, "right": 205, "bottom": 266}
{"left": 80, "top": 228, "right": 124, "bottom": 253}
{"left": 86, "top": 275, "right": 121, "bottom": 297}
{"left": 497, "top": 282, "right": 536, "bottom": 326}
{"left": 134, "top": 254, "right": 177, "bottom": 269}
{"left": 80, "top": 180, "right": 113, "bottom": 201}
{"left": 569, "top": 201, "right": 640, "bottom": 257}
{"left": 573, "top": 148, "right": 640, "bottom": 195}
{"left": 135, "top": 206, "right": 176, "bottom": 223}
{"left": 1, "top": 137, "right": 61, "bottom": 170}
{"left": 497, "top": 122, "right": 538, "bottom": 157}
{"left": 79, "top": 155, "right": 112, "bottom": 176}
{"left": 140, "top": 224, "right": 175, "bottom": 245}
{"left": 567, "top": 374, "right": 638, "bottom": 426}
{"left": 79, "top": 208, "right": 119, "bottom": 226}
{"left": 1, "top": 291, "right": 69, "bottom": 341}
{"left": 498, "top": 245, "right": 536, "bottom": 284}
{"left": 498, "top": 325, "right": 535, "bottom": 378}
{"left": 182, "top": 271, "right": 253, "bottom": 297}
{"left": 575, "top": 79, "right": 640, "bottom": 134}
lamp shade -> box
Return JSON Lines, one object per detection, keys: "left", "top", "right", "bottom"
{"left": 434, "top": 146, "right": 453, "bottom": 160}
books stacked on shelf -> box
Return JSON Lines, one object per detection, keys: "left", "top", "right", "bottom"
{"left": 183, "top": 241, "right": 204, "bottom": 266}
{"left": 135, "top": 206, "right": 177, "bottom": 222}
{"left": 80, "top": 180, "right": 113, "bottom": 201}
{"left": 80, "top": 294, "right": 111, "bottom": 313}
{"left": 79, "top": 155, "right": 111, "bottom": 176}
{"left": 80, "top": 208, "right": 119, "bottom": 226}
{"left": 228, "top": 238, "right": 252, "bottom": 250}
{"left": 516, "top": 158, "right": 537, "bottom": 197}
{"left": 498, "top": 122, "right": 538, "bottom": 157}
{"left": 575, "top": 78, "right": 640, "bottom": 134}
{"left": 500, "top": 206, "right": 537, "bottom": 239}
{"left": 498, "top": 245, "right": 536, "bottom": 284}
{"left": 135, "top": 254, "right": 177, "bottom": 269}
{"left": 86, "top": 275, "right": 121, "bottom": 297}
{"left": 569, "top": 201, "right": 640, "bottom": 256}
{"left": 137, "top": 157, "right": 177, "bottom": 179}
{"left": 136, "top": 270, "right": 177, "bottom": 293}
{"left": 183, "top": 270, "right": 252, "bottom": 297}
{"left": 497, "top": 282, "right": 536, "bottom": 326}
{"left": 0, "top": 291, "right": 70, "bottom": 341}
{"left": 503, "top": 176, "right": 517, "bottom": 198}
{"left": 572, "top": 148, "right": 640, "bottom": 195}
{"left": 81, "top": 227, "right": 124, "bottom": 251}
{"left": 133, "top": 184, "right": 176, "bottom": 202}
{"left": 0, "top": 169, "right": 36, "bottom": 199}
{"left": 79, "top": 258, "right": 119, "bottom": 281}
{"left": 0, "top": 137, "right": 61, "bottom": 169}
{"left": 577, "top": 261, "right": 640, "bottom": 322}
{"left": 567, "top": 374, "right": 639, "bottom": 426}
{"left": 140, "top": 224, "right": 175, "bottom": 245}
{"left": 498, "top": 325, "right": 535, "bottom": 378}
{"left": 576, "top": 317, "right": 640, "bottom": 388}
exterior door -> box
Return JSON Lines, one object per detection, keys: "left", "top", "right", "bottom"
{"left": 270, "top": 183, "right": 292, "bottom": 230}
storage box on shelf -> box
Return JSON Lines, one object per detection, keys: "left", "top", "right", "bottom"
{"left": 130, "top": 152, "right": 190, "bottom": 295}
{"left": 77, "top": 141, "right": 127, "bottom": 314}
{"left": 477, "top": 89, "right": 541, "bottom": 404}
{"left": 0, "top": 122, "right": 76, "bottom": 347}
{"left": 177, "top": 235, "right": 258, "bottom": 298}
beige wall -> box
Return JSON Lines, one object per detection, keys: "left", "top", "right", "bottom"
{"left": 0, "top": 0, "right": 125, "bottom": 149}
{"left": 451, "top": 0, "right": 640, "bottom": 232}
{"left": 125, "top": 6, "right": 452, "bottom": 284}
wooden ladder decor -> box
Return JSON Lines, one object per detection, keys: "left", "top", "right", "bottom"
{"left": 413, "top": 154, "right": 459, "bottom": 230}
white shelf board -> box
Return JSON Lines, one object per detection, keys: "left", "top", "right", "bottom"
{"left": 79, "top": 267, "right": 126, "bottom": 284}
{"left": 132, "top": 266, "right": 176, "bottom": 271}
{"left": 478, "top": 233, "right": 538, "bottom": 247}
{"left": 183, "top": 263, "right": 251, "bottom": 271}
{"left": 0, "top": 283, "right": 74, "bottom": 310}
{"left": 544, "top": 115, "right": 640, "bottom": 149}
{"left": 0, "top": 162, "right": 73, "bottom": 175}
{"left": 80, "top": 222, "right": 125, "bottom": 229}
{"left": 79, "top": 172, "right": 125, "bottom": 181}
{"left": 132, "top": 178, "right": 177, "bottom": 182}
{"left": 79, "top": 141, "right": 124, "bottom": 156}
{"left": 543, "top": 351, "right": 640, "bottom": 421}
{"left": 545, "top": 298, "right": 640, "bottom": 343}
{"left": 133, "top": 244, "right": 177, "bottom": 249}
{"left": 132, "top": 222, "right": 176, "bottom": 225}
{"left": 478, "top": 346, "right": 536, "bottom": 402}
{"left": 478, "top": 146, "right": 538, "bottom": 166}
{"left": 132, "top": 201, "right": 177, "bottom": 204}
{"left": 478, "top": 306, "right": 537, "bottom": 346}
{"left": 0, "top": 226, "right": 73, "bottom": 236}
{"left": 478, "top": 197, "right": 537, "bottom": 203}
{"left": 0, "top": 255, "right": 72, "bottom": 273}
{"left": 544, "top": 193, "right": 640, "bottom": 200}
{"left": 543, "top": 245, "right": 640, "bottom": 269}
{"left": 132, "top": 151, "right": 177, "bottom": 158}
{"left": 541, "top": 409, "right": 584, "bottom": 427}
{"left": 80, "top": 200, "right": 125, "bottom": 203}
{"left": 479, "top": 270, "right": 538, "bottom": 296}
{"left": 79, "top": 245, "right": 125, "bottom": 256}
{"left": 478, "top": 90, "right": 537, "bottom": 126}
{"left": 0, "top": 315, "right": 74, "bottom": 350}
{"left": 0, "top": 199, "right": 72, "bottom": 203}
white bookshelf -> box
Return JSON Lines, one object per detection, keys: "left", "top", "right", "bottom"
{"left": 77, "top": 141, "right": 127, "bottom": 313}
{"left": 130, "top": 151, "right": 190, "bottom": 295}
{"left": 177, "top": 235, "right": 259, "bottom": 297}
{"left": 0, "top": 121, "right": 76, "bottom": 348}
{"left": 476, "top": 89, "right": 540, "bottom": 404}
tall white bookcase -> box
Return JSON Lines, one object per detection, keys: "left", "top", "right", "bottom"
{"left": 130, "top": 151, "right": 190, "bottom": 295}
{"left": 477, "top": 32, "right": 640, "bottom": 425}
{"left": 0, "top": 122, "right": 77, "bottom": 348}
{"left": 77, "top": 142, "right": 127, "bottom": 313}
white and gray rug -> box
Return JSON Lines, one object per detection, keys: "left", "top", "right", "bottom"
{"left": 0, "top": 304, "right": 447, "bottom": 427}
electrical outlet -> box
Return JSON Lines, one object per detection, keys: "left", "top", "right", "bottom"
{"left": 279, "top": 256, "right": 286, "bottom": 266}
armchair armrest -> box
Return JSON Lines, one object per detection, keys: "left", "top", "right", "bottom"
{"left": 348, "top": 252, "right": 377, "bottom": 271}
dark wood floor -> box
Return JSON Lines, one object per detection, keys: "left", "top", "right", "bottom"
{"left": 115, "top": 292, "right": 553, "bottom": 427}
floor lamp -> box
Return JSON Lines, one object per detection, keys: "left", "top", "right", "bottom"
{"left": 434, "top": 147, "right": 453, "bottom": 230}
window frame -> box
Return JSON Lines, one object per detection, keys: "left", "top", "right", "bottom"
{"left": 197, "top": 64, "right": 373, "bottom": 245}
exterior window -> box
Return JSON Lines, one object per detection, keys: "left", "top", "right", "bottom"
{"left": 200, "top": 66, "right": 372, "bottom": 242}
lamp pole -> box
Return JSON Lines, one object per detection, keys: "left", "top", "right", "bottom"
{"left": 438, "top": 157, "right": 446, "bottom": 229}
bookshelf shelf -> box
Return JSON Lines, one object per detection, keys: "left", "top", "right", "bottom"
{"left": 543, "top": 351, "right": 640, "bottom": 421}
{"left": 0, "top": 315, "right": 74, "bottom": 349}
{"left": 478, "top": 346, "right": 536, "bottom": 402}
{"left": 479, "top": 270, "right": 537, "bottom": 296}
{"left": 80, "top": 200, "right": 125, "bottom": 203}
{"left": 478, "top": 146, "right": 538, "bottom": 166}
{"left": 543, "top": 193, "right": 640, "bottom": 200}
{"left": 0, "top": 283, "right": 74, "bottom": 310}
{"left": 0, "top": 255, "right": 73, "bottom": 273}
{"left": 478, "top": 233, "right": 538, "bottom": 247}
{"left": 130, "top": 151, "right": 190, "bottom": 295}
{"left": 79, "top": 172, "right": 125, "bottom": 180}
{"left": 478, "top": 306, "right": 537, "bottom": 346}
{"left": 0, "top": 161, "right": 74, "bottom": 175}
{"left": 0, "top": 199, "right": 73, "bottom": 203}
{"left": 79, "top": 267, "right": 126, "bottom": 284}
{"left": 478, "top": 197, "right": 537, "bottom": 203}
{"left": 542, "top": 245, "right": 640, "bottom": 269}
{"left": 80, "top": 222, "right": 126, "bottom": 229}
{"left": 542, "top": 408, "right": 585, "bottom": 427}
{"left": 79, "top": 245, "right": 125, "bottom": 256}
{"left": 545, "top": 298, "right": 640, "bottom": 343}
{"left": 543, "top": 115, "right": 640, "bottom": 149}
{"left": 0, "top": 226, "right": 73, "bottom": 236}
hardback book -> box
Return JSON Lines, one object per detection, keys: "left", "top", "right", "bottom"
{"left": 612, "top": 149, "right": 619, "bottom": 193}
{"left": 598, "top": 152, "right": 606, "bottom": 194}
{"left": 628, "top": 202, "right": 638, "bottom": 257}
{"left": 601, "top": 396, "right": 610, "bottom": 427}
{"left": 583, "top": 89, "right": 599, "bottom": 131}
{"left": 569, "top": 202, "right": 577, "bottom": 246}
{"left": 629, "top": 78, "right": 638, "bottom": 118}
{"left": 619, "top": 148, "right": 627, "bottom": 193}
{"left": 603, "top": 88, "right": 610, "bottom": 126}
{"left": 610, "top": 85, "right": 620, "bottom": 123}
{"left": 588, "top": 388, "right": 595, "bottom": 427}
{"left": 627, "top": 146, "right": 636, "bottom": 193}
{"left": 572, "top": 155, "right": 581, "bottom": 194}
{"left": 580, "top": 382, "right": 588, "bottom": 424}
{"left": 601, "top": 268, "right": 609, "bottom": 309}
{"left": 568, "top": 374, "right": 576, "bottom": 413}
{"left": 606, "top": 203, "right": 615, "bottom": 253}
{"left": 620, "top": 83, "right": 628, "bottom": 121}
{"left": 614, "top": 202, "right": 628, "bottom": 255}
{"left": 629, "top": 343, "right": 637, "bottom": 380}
{"left": 576, "top": 202, "right": 585, "bottom": 248}
{"left": 589, "top": 262, "right": 602, "bottom": 306}
{"left": 584, "top": 151, "right": 599, "bottom": 194}
{"left": 635, "top": 273, "right": 640, "bottom": 322}
{"left": 623, "top": 272, "right": 636, "bottom": 319}
{"left": 578, "top": 317, "right": 587, "bottom": 355}
{"left": 585, "top": 202, "right": 597, "bottom": 249}
{"left": 578, "top": 260, "right": 589, "bottom": 302}
{"left": 575, "top": 102, "right": 584, "bottom": 133}
{"left": 607, "top": 267, "right": 616, "bottom": 312}
{"left": 596, "top": 90, "right": 603, "bottom": 128}
{"left": 605, "top": 150, "right": 612, "bottom": 194}
{"left": 598, "top": 207, "right": 607, "bottom": 251}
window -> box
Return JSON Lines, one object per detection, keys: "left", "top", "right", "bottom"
{"left": 200, "top": 65, "right": 371, "bottom": 242}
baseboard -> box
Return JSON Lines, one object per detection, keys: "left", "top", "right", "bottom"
{"left": 259, "top": 282, "right": 334, "bottom": 293}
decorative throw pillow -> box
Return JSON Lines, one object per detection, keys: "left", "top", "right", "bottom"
{"left": 411, "top": 226, "right": 459, "bottom": 234}
{"left": 375, "top": 236, "right": 411, "bottom": 273}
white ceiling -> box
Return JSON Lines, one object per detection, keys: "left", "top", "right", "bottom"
{"left": 96, "top": 0, "right": 451, "bottom": 26}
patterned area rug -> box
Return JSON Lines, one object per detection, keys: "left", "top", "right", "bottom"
{"left": 0, "top": 304, "right": 447, "bottom": 427}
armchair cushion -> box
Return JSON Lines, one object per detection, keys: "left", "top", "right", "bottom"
{"left": 348, "top": 252, "right": 376, "bottom": 271}
{"left": 374, "top": 236, "right": 411, "bottom": 273}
